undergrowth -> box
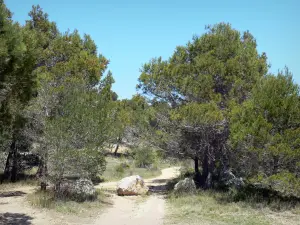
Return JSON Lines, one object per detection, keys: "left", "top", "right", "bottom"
{"left": 27, "top": 189, "right": 112, "bottom": 214}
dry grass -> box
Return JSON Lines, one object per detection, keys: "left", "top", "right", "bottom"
{"left": 101, "top": 156, "right": 170, "bottom": 182}
{"left": 165, "top": 191, "right": 300, "bottom": 225}
{"left": 27, "top": 189, "right": 112, "bottom": 215}
{"left": 0, "top": 179, "right": 38, "bottom": 191}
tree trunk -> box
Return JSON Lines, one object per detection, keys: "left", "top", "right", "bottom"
{"left": 202, "top": 151, "right": 208, "bottom": 180}
{"left": 201, "top": 149, "right": 213, "bottom": 189}
{"left": 2, "top": 151, "right": 13, "bottom": 182}
{"left": 273, "top": 155, "right": 279, "bottom": 174}
{"left": 36, "top": 156, "right": 45, "bottom": 178}
{"left": 205, "top": 172, "right": 212, "bottom": 189}
{"left": 203, "top": 155, "right": 214, "bottom": 189}
{"left": 41, "top": 182, "right": 47, "bottom": 191}
{"left": 194, "top": 156, "right": 200, "bottom": 174}
{"left": 114, "top": 143, "right": 120, "bottom": 156}
{"left": 3, "top": 141, "right": 18, "bottom": 182}
{"left": 11, "top": 144, "right": 18, "bottom": 183}
{"left": 114, "top": 136, "right": 121, "bottom": 156}
{"left": 36, "top": 153, "right": 48, "bottom": 191}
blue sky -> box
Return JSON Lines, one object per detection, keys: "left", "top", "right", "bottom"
{"left": 6, "top": 0, "right": 300, "bottom": 99}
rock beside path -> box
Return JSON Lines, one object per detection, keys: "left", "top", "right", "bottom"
{"left": 60, "top": 178, "right": 96, "bottom": 201}
{"left": 117, "top": 175, "right": 149, "bottom": 196}
{"left": 174, "top": 178, "right": 196, "bottom": 193}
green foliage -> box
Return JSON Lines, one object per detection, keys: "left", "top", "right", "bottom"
{"left": 114, "top": 163, "right": 130, "bottom": 175}
{"left": 0, "top": 2, "right": 37, "bottom": 151}
{"left": 249, "top": 171, "right": 300, "bottom": 198}
{"left": 138, "top": 23, "right": 268, "bottom": 188}
{"left": 170, "top": 102, "right": 224, "bottom": 125}
{"left": 139, "top": 23, "right": 267, "bottom": 106}
{"left": 110, "top": 94, "right": 151, "bottom": 153}
{"left": 133, "top": 147, "right": 158, "bottom": 168}
{"left": 230, "top": 70, "right": 300, "bottom": 190}
{"left": 41, "top": 79, "right": 112, "bottom": 184}
{"left": 101, "top": 156, "right": 162, "bottom": 182}
{"left": 267, "top": 172, "right": 300, "bottom": 197}
{"left": 18, "top": 4, "right": 114, "bottom": 188}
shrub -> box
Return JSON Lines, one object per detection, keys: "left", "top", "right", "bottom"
{"left": 114, "top": 164, "right": 125, "bottom": 174}
{"left": 27, "top": 190, "right": 55, "bottom": 209}
{"left": 27, "top": 188, "right": 110, "bottom": 214}
{"left": 114, "top": 162, "right": 131, "bottom": 176}
{"left": 249, "top": 171, "right": 300, "bottom": 198}
{"left": 133, "top": 147, "right": 158, "bottom": 168}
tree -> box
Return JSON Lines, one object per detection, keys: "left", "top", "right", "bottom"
{"left": 110, "top": 100, "right": 132, "bottom": 155}
{"left": 42, "top": 79, "right": 113, "bottom": 193}
{"left": 21, "top": 5, "right": 112, "bottom": 191}
{"left": 138, "top": 23, "right": 268, "bottom": 188}
{"left": 110, "top": 95, "right": 149, "bottom": 155}
{"left": 0, "top": 1, "right": 38, "bottom": 182}
{"left": 230, "top": 69, "right": 300, "bottom": 196}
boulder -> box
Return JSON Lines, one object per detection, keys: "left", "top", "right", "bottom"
{"left": 58, "top": 178, "right": 96, "bottom": 201}
{"left": 221, "top": 170, "right": 245, "bottom": 188}
{"left": 174, "top": 178, "right": 196, "bottom": 193}
{"left": 117, "top": 175, "right": 149, "bottom": 196}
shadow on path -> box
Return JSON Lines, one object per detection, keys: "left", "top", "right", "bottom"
{"left": 148, "top": 179, "right": 169, "bottom": 184}
{"left": 0, "top": 213, "right": 33, "bottom": 225}
{"left": 0, "top": 191, "right": 27, "bottom": 198}
{"left": 148, "top": 184, "right": 168, "bottom": 194}
{"left": 147, "top": 178, "right": 178, "bottom": 194}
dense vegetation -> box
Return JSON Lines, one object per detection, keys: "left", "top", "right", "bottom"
{"left": 0, "top": 0, "right": 299, "bottom": 205}
{"left": 137, "top": 24, "right": 299, "bottom": 197}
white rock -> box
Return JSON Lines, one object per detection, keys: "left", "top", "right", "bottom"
{"left": 117, "top": 175, "right": 149, "bottom": 196}
{"left": 59, "top": 178, "right": 96, "bottom": 201}
{"left": 174, "top": 178, "right": 196, "bottom": 193}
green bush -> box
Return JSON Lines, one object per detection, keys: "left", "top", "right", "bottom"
{"left": 114, "top": 162, "right": 131, "bottom": 175}
{"left": 266, "top": 172, "right": 300, "bottom": 198}
{"left": 179, "top": 167, "right": 195, "bottom": 179}
{"left": 133, "top": 147, "right": 158, "bottom": 168}
{"left": 114, "top": 164, "right": 125, "bottom": 174}
{"left": 249, "top": 171, "right": 300, "bottom": 198}
{"left": 224, "top": 184, "right": 300, "bottom": 211}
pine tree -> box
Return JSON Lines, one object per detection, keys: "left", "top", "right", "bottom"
{"left": 138, "top": 23, "right": 268, "bottom": 188}
{"left": 0, "top": 1, "right": 38, "bottom": 182}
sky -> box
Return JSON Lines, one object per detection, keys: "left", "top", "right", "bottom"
{"left": 5, "top": 0, "right": 300, "bottom": 99}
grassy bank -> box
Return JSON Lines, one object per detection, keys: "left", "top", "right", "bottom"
{"left": 101, "top": 156, "right": 173, "bottom": 182}
{"left": 27, "top": 189, "right": 112, "bottom": 215}
{"left": 165, "top": 191, "right": 300, "bottom": 225}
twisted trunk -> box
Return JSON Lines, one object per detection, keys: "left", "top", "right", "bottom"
{"left": 114, "top": 136, "right": 122, "bottom": 156}
{"left": 3, "top": 141, "right": 18, "bottom": 182}
{"left": 36, "top": 152, "right": 48, "bottom": 191}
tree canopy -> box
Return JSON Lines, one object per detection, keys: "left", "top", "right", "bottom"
{"left": 138, "top": 23, "right": 269, "bottom": 188}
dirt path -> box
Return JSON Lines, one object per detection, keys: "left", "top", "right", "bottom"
{"left": 93, "top": 167, "right": 180, "bottom": 225}
{"left": 94, "top": 167, "right": 180, "bottom": 190}
{"left": 0, "top": 186, "right": 60, "bottom": 225}
{"left": 0, "top": 167, "right": 180, "bottom": 225}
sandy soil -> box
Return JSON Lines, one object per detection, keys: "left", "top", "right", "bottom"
{"left": 93, "top": 167, "right": 180, "bottom": 225}
{"left": 0, "top": 167, "right": 180, "bottom": 225}
{"left": 0, "top": 186, "right": 59, "bottom": 225}
{"left": 95, "top": 167, "right": 180, "bottom": 190}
